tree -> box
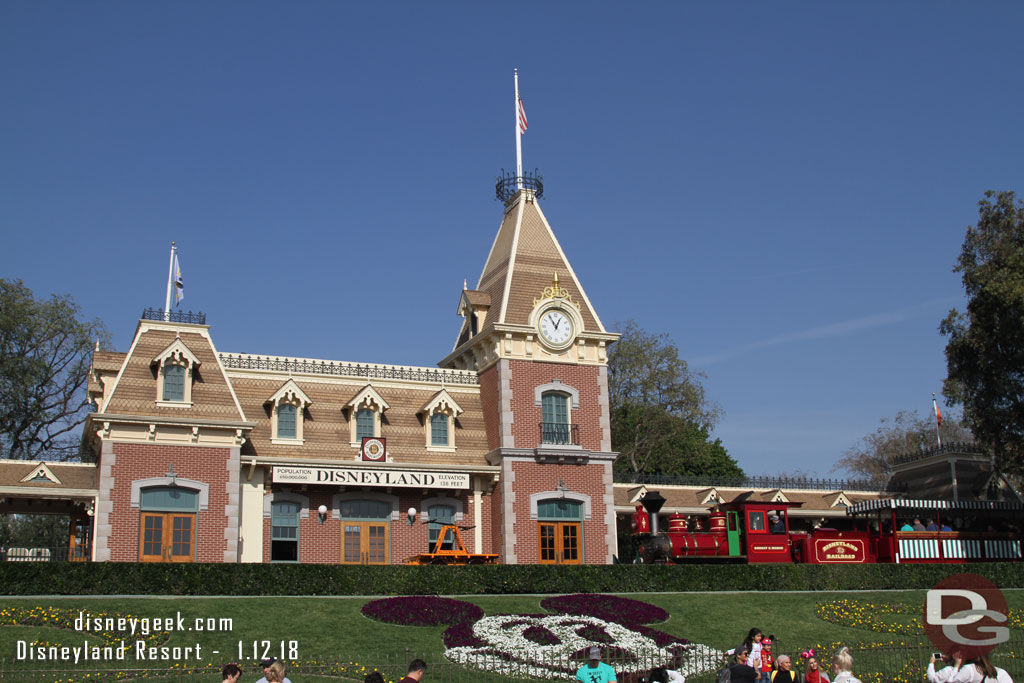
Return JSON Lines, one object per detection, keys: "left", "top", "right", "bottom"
{"left": 835, "top": 409, "right": 974, "bottom": 485}
{"left": 0, "top": 279, "right": 109, "bottom": 460}
{"left": 940, "top": 190, "right": 1024, "bottom": 475}
{"left": 608, "top": 320, "right": 741, "bottom": 478}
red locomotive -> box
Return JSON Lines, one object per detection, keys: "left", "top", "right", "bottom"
{"left": 631, "top": 491, "right": 1023, "bottom": 564}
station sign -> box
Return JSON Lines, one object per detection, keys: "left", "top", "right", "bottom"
{"left": 273, "top": 465, "right": 471, "bottom": 489}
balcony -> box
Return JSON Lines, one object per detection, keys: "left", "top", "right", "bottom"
{"left": 539, "top": 422, "right": 579, "bottom": 446}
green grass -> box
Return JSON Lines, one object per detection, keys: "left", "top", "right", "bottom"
{"left": 1, "top": 590, "right": 1021, "bottom": 682}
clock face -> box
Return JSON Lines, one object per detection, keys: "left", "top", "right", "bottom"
{"left": 539, "top": 309, "right": 574, "bottom": 347}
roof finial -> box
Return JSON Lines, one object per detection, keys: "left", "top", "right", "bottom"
{"left": 463, "top": 278, "right": 467, "bottom": 291}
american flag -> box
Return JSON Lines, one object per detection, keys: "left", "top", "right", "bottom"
{"left": 518, "top": 96, "right": 528, "bottom": 134}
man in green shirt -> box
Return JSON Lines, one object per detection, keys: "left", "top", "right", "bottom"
{"left": 576, "top": 647, "right": 617, "bottom": 683}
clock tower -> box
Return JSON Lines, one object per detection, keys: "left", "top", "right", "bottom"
{"left": 440, "top": 175, "right": 620, "bottom": 564}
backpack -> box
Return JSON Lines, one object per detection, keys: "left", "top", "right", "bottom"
{"left": 716, "top": 665, "right": 731, "bottom": 683}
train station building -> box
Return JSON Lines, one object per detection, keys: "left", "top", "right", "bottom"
{"left": 1, "top": 179, "right": 1019, "bottom": 565}
{"left": 70, "top": 181, "right": 624, "bottom": 565}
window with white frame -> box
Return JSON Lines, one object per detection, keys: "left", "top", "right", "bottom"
{"left": 152, "top": 338, "right": 201, "bottom": 407}
{"left": 266, "top": 379, "right": 312, "bottom": 444}
{"left": 430, "top": 413, "right": 448, "bottom": 446}
{"left": 356, "top": 409, "right": 375, "bottom": 441}
{"left": 270, "top": 500, "right": 300, "bottom": 562}
{"left": 346, "top": 385, "right": 389, "bottom": 447}
{"left": 541, "top": 391, "right": 571, "bottom": 444}
{"left": 419, "top": 389, "right": 462, "bottom": 451}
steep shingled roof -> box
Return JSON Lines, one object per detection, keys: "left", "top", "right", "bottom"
{"left": 453, "top": 190, "right": 606, "bottom": 349}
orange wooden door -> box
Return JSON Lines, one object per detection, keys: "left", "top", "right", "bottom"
{"left": 538, "top": 522, "right": 581, "bottom": 564}
{"left": 140, "top": 513, "right": 195, "bottom": 562}
{"left": 342, "top": 522, "right": 389, "bottom": 564}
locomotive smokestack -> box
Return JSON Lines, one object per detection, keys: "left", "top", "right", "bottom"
{"left": 640, "top": 491, "right": 666, "bottom": 535}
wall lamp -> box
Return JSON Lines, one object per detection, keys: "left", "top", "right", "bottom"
{"left": 407, "top": 507, "right": 417, "bottom": 526}
{"left": 317, "top": 504, "right": 328, "bottom": 524}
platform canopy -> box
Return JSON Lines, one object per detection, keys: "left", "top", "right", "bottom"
{"left": 847, "top": 498, "right": 1024, "bottom": 516}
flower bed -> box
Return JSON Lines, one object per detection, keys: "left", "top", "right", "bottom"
{"left": 361, "top": 594, "right": 720, "bottom": 680}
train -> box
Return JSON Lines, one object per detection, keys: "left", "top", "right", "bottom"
{"left": 630, "top": 491, "right": 1023, "bottom": 564}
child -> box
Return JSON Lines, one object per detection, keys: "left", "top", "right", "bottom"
{"left": 759, "top": 636, "right": 775, "bottom": 683}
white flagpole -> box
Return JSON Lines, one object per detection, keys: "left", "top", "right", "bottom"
{"left": 164, "top": 242, "right": 176, "bottom": 321}
{"left": 514, "top": 68, "right": 523, "bottom": 190}
{"left": 932, "top": 393, "right": 942, "bottom": 448}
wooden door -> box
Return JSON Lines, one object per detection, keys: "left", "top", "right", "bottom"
{"left": 538, "top": 522, "right": 581, "bottom": 564}
{"left": 342, "top": 522, "right": 389, "bottom": 565}
{"left": 68, "top": 514, "right": 92, "bottom": 562}
{"left": 140, "top": 513, "right": 195, "bottom": 562}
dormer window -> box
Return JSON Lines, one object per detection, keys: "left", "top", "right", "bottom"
{"left": 419, "top": 389, "right": 463, "bottom": 452}
{"left": 266, "top": 379, "right": 312, "bottom": 445}
{"left": 356, "top": 409, "right": 375, "bottom": 441}
{"left": 346, "top": 385, "right": 389, "bottom": 448}
{"left": 277, "top": 404, "right": 297, "bottom": 439}
{"left": 152, "top": 338, "right": 201, "bottom": 408}
{"left": 431, "top": 413, "right": 448, "bottom": 446}
{"left": 162, "top": 365, "right": 186, "bottom": 402}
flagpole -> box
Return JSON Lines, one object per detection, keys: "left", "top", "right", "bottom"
{"left": 164, "top": 242, "right": 176, "bottom": 321}
{"left": 932, "top": 393, "right": 942, "bottom": 448}
{"left": 514, "top": 68, "right": 523, "bottom": 190}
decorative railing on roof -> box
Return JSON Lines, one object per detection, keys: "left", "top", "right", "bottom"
{"left": 887, "top": 441, "right": 985, "bottom": 467}
{"left": 219, "top": 354, "right": 480, "bottom": 385}
{"left": 614, "top": 472, "right": 891, "bottom": 492}
{"left": 141, "top": 308, "right": 207, "bottom": 325}
{"left": 496, "top": 170, "right": 544, "bottom": 202}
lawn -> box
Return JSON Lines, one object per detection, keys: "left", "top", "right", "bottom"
{"left": 0, "top": 590, "right": 1021, "bottom": 682}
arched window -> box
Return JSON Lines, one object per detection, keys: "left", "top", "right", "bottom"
{"left": 271, "top": 500, "right": 300, "bottom": 562}
{"left": 541, "top": 392, "right": 571, "bottom": 445}
{"left": 277, "top": 404, "right": 297, "bottom": 440}
{"left": 356, "top": 409, "right": 375, "bottom": 441}
{"left": 162, "top": 365, "right": 186, "bottom": 402}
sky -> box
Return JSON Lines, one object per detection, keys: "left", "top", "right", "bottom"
{"left": 2, "top": 2, "right": 1022, "bottom": 479}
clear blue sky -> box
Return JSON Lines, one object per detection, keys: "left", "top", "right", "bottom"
{"left": 3, "top": 2, "right": 1022, "bottom": 478}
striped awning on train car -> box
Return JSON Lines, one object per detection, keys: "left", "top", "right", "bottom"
{"left": 847, "top": 499, "right": 1024, "bottom": 516}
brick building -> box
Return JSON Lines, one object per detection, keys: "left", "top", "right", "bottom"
{"left": 75, "top": 184, "right": 622, "bottom": 564}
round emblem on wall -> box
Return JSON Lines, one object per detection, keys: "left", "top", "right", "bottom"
{"left": 362, "top": 437, "right": 386, "bottom": 461}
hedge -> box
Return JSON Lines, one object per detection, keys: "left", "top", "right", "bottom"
{"left": 1, "top": 562, "right": 1021, "bottom": 596}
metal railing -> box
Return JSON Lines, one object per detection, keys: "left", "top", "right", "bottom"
{"left": 1, "top": 545, "right": 90, "bottom": 562}
{"left": 141, "top": 308, "right": 207, "bottom": 325}
{"left": 614, "top": 472, "right": 892, "bottom": 492}
{"left": 496, "top": 169, "right": 544, "bottom": 202}
{"left": 887, "top": 440, "right": 985, "bottom": 467}
{"left": 219, "top": 353, "right": 479, "bottom": 385}
{"left": 540, "top": 422, "right": 580, "bottom": 446}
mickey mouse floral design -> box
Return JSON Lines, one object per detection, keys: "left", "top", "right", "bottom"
{"left": 361, "top": 594, "right": 721, "bottom": 680}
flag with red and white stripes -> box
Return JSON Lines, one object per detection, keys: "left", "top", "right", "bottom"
{"left": 518, "top": 97, "right": 528, "bottom": 135}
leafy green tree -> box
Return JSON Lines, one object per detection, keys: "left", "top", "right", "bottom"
{"left": 941, "top": 191, "right": 1024, "bottom": 475}
{"left": 609, "top": 320, "right": 740, "bottom": 478}
{"left": 0, "top": 279, "right": 109, "bottom": 460}
{"left": 836, "top": 409, "right": 974, "bottom": 485}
